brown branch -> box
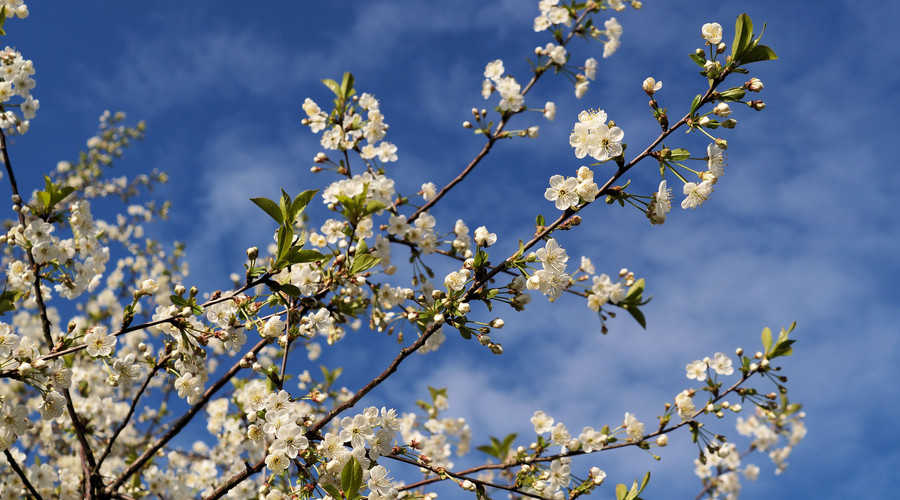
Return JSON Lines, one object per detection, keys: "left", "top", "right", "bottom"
{"left": 203, "top": 458, "right": 265, "bottom": 500}
{"left": 94, "top": 353, "right": 173, "bottom": 472}
{"left": 4, "top": 449, "right": 43, "bottom": 499}
{"left": 475, "top": 72, "right": 731, "bottom": 289}
{"left": 388, "top": 453, "right": 551, "bottom": 500}
{"left": 406, "top": 9, "right": 591, "bottom": 225}
{"left": 0, "top": 128, "right": 100, "bottom": 497}
{"left": 104, "top": 337, "right": 272, "bottom": 494}
{"left": 402, "top": 369, "right": 755, "bottom": 490}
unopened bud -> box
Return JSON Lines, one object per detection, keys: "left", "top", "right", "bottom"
{"left": 749, "top": 100, "right": 766, "bottom": 110}
{"left": 745, "top": 77, "right": 764, "bottom": 92}
{"left": 490, "top": 318, "right": 504, "bottom": 329}
{"left": 246, "top": 246, "right": 258, "bottom": 260}
{"left": 716, "top": 42, "right": 727, "bottom": 54}
{"left": 458, "top": 302, "right": 471, "bottom": 314}
{"left": 721, "top": 118, "right": 737, "bottom": 128}
{"left": 433, "top": 313, "right": 444, "bottom": 325}
{"left": 462, "top": 120, "right": 472, "bottom": 128}
{"left": 489, "top": 343, "right": 503, "bottom": 354}
{"left": 735, "top": 347, "right": 744, "bottom": 356}
{"left": 713, "top": 102, "right": 731, "bottom": 117}
{"left": 314, "top": 152, "right": 328, "bottom": 163}
{"left": 174, "top": 284, "right": 186, "bottom": 296}
{"left": 526, "top": 126, "right": 539, "bottom": 138}
{"left": 656, "top": 434, "right": 668, "bottom": 447}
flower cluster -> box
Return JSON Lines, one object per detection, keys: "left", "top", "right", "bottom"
{"left": 569, "top": 109, "right": 624, "bottom": 162}
{"left": 526, "top": 238, "right": 571, "bottom": 301}
{"left": 544, "top": 166, "right": 600, "bottom": 210}
{"left": 481, "top": 59, "right": 524, "bottom": 113}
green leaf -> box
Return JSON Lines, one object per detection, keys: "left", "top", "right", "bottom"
{"left": 761, "top": 326, "right": 773, "bottom": 355}
{"left": 277, "top": 284, "right": 302, "bottom": 297}
{"left": 290, "top": 189, "right": 318, "bottom": 220}
{"left": 322, "top": 78, "right": 341, "bottom": 97}
{"left": 170, "top": 295, "right": 189, "bottom": 307}
{"left": 322, "top": 484, "right": 342, "bottom": 499}
{"left": 474, "top": 249, "right": 488, "bottom": 268}
{"left": 36, "top": 191, "right": 50, "bottom": 209}
{"left": 363, "top": 200, "right": 386, "bottom": 217}
{"left": 689, "top": 52, "right": 706, "bottom": 67}
{"left": 250, "top": 197, "right": 283, "bottom": 225}
{"left": 349, "top": 253, "right": 380, "bottom": 275}
{"left": 624, "top": 304, "right": 647, "bottom": 329}
{"left": 0, "top": 290, "right": 17, "bottom": 315}
{"left": 769, "top": 339, "right": 795, "bottom": 358}
{"left": 616, "top": 483, "right": 628, "bottom": 500}
{"left": 340, "top": 72, "right": 355, "bottom": 99}
{"left": 286, "top": 248, "right": 329, "bottom": 265}
{"left": 740, "top": 44, "right": 778, "bottom": 64}
{"left": 535, "top": 214, "right": 545, "bottom": 226}
{"left": 669, "top": 149, "right": 690, "bottom": 162}
{"left": 689, "top": 94, "right": 703, "bottom": 115}
{"left": 717, "top": 88, "right": 746, "bottom": 101}
{"left": 638, "top": 471, "right": 651, "bottom": 495}
{"left": 340, "top": 456, "right": 363, "bottom": 498}
{"left": 276, "top": 224, "right": 293, "bottom": 262}
{"left": 732, "top": 13, "right": 753, "bottom": 61}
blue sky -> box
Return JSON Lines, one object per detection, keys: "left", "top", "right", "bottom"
{"left": 4, "top": 0, "right": 899, "bottom": 498}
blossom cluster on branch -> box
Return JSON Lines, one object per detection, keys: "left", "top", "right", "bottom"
{"left": 0, "top": 2, "right": 802, "bottom": 499}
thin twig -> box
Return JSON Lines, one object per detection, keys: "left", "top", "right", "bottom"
{"left": 95, "top": 353, "right": 173, "bottom": 471}
{"left": 4, "top": 449, "right": 43, "bottom": 499}
{"left": 104, "top": 337, "right": 272, "bottom": 494}
{"left": 388, "top": 453, "right": 552, "bottom": 500}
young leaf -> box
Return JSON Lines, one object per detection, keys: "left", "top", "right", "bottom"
{"left": 689, "top": 94, "right": 703, "bottom": 115}
{"left": 732, "top": 13, "right": 754, "bottom": 60}
{"left": 669, "top": 148, "right": 690, "bottom": 162}
{"left": 287, "top": 248, "right": 329, "bottom": 265}
{"left": 349, "top": 254, "right": 380, "bottom": 275}
{"left": 276, "top": 224, "right": 293, "bottom": 262}
{"left": 616, "top": 483, "right": 628, "bottom": 500}
{"left": 689, "top": 52, "right": 706, "bottom": 67}
{"left": 624, "top": 304, "right": 647, "bottom": 329}
{"left": 761, "top": 326, "right": 773, "bottom": 355}
{"left": 340, "top": 72, "right": 355, "bottom": 98}
{"left": 322, "top": 78, "right": 341, "bottom": 97}
{"left": 740, "top": 44, "right": 778, "bottom": 64}
{"left": 340, "top": 456, "right": 363, "bottom": 498}
{"left": 290, "top": 189, "right": 318, "bottom": 220}
{"left": 250, "top": 197, "right": 283, "bottom": 225}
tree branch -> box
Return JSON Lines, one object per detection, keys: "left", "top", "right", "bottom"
{"left": 4, "top": 449, "right": 43, "bottom": 499}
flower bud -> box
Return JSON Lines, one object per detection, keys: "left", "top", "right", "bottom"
{"left": 745, "top": 77, "right": 764, "bottom": 92}
{"left": 713, "top": 102, "right": 731, "bottom": 117}
{"left": 174, "top": 284, "right": 186, "bottom": 296}
{"left": 314, "top": 152, "right": 328, "bottom": 163}
{"left": 721, "top": 118, "right": 737, "bottom": 129}
{"left": 433, "top": 313, "right": 444, "bottom": 325}
{"left": 749, "top": 100, "right": 766, "bottom": 110}
{"left": 462, "top": 120, "right": 472, "bottom": 128}
{"left": 642, "top": 77, "right": 662, "bottom": 95}
{"left": 490, "top": 318, "right": 504, "bottom": 329}
{"left": 656, "top": 435, "right": 668, "bottom": 447}
{"left": 489, "top": 343, "right": 503, "bottom": 354}
{"left": 526, "top": 126, "right": 539, "bottom": 138}
{"left": 246, "top": 246, "right": 258, "bottom": 260}
{"left": 458, "top": 302, "right": 471, "bottom": 314}
{"left": 716, "top": 42, "right": 727, "bottom": 54}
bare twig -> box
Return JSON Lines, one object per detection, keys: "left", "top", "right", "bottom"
{"left": 95, "top": 353, "right": 173, "bottom": 471}
{"left": 4, "top": 449, "right": 43, "bottom": 499}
